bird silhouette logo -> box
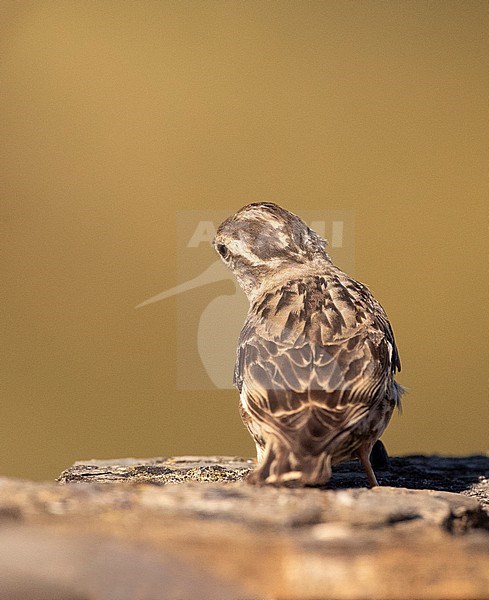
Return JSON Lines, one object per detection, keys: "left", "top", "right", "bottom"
{"left": 136, "top": 210, "right": 354, "bottom": 389}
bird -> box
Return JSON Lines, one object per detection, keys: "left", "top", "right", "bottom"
{"left": 213, "top": 202, "right": 403, "bottom": 487}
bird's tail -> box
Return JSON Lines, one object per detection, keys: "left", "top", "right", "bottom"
{"left": 246, "top": 405, "right": 369, "bottom": 486}
{"left": 246, "top": 434, "right": 342, "bottom": 487}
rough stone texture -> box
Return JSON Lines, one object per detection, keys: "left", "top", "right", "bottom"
{"left": 58, "top": 454, "right": 489, "bottom": 496}
{"left": 58, "top": 455, "right": 254, "bottom": 485}
{"left": 1, "top": 455, "right": 488, "bottom": 599}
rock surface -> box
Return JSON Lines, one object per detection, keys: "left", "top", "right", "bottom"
{"left": 1, "top": 455, "right": 488, "bottom": 599}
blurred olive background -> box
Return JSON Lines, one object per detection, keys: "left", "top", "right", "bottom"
{"left": 1, "top": 1, "right": 487, "bottom": 481}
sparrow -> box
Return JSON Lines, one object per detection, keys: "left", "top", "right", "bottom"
{"left": 214, "top": 203, "right": 403, "bottom": 487}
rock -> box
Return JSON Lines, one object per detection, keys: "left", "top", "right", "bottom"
{"left": 0, "top": 526, "right": 248, "bottom": 600}
{"left": 58, "top": 453, "right": 489, "bottom": 497}
{"left": 1, "top": 455, "right": 488, "bottom": 599}
{"left": 58, "top": 455, "right": 254, "bottom": 485}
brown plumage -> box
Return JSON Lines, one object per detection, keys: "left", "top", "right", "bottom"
{"left": 214, "top": 203, "right": 403, "bottom": 486}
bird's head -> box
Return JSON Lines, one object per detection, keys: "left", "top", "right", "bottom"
{"left": 213, "top": 202, "right": 330, "bottom": 299}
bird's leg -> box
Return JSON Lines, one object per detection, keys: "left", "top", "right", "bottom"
{"left": 358, "top": 444, "right": 379, "bottom": 488}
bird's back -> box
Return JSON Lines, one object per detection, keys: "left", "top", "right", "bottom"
{"left": 235, "top": 269, "right": 401, "bottom": 484}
